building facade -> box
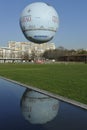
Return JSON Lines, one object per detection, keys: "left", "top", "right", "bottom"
{"left": 0, "top": 41, "right": 55, "bottom": 59}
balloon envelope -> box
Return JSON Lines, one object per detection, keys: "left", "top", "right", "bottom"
{"left": 20, "top": 2, "right": 59, "bottom": 43}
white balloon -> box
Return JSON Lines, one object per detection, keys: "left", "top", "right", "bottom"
{"left": 20, "top": 2, "right": 59, "bottom": 43}
{"left": 20, "top": 89, "right": 59, "bottom": 124}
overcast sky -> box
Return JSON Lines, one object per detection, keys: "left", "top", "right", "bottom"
{"left": 0, "top": 0, "right": 87, "bottom": 49}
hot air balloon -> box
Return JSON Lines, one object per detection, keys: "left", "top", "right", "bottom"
{"left": 20, "top": 89, "right": 59, "bottom": 124}
{"left": 20, "top": 2, "right": 59, "bottom": 43}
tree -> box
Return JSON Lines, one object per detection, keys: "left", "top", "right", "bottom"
{"left": 21, "top": 52, "right": 29, "bottom": 62}
{"left": 77, "top": 49, "right": 87, "bottom": 54}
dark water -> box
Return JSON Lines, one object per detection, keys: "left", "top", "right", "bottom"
{"left": 0, "top": 78, "right": 87, "bottom": 130}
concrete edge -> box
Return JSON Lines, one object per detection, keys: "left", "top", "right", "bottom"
{"left": 0, "top": 76, "right": 87, "bottom": 110}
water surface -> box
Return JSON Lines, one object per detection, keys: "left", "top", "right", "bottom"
{"left": 0, "top": 78, "right": 87, "bottom": 130}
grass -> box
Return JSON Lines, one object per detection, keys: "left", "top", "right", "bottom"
{"left": 0, "top": 63, "right": 87, "bottom": 104}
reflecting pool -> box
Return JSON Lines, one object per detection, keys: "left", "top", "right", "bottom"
{"left": 0, "top": 78, "right": 87, "bottom": 130}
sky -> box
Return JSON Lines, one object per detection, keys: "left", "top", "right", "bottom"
{"left": 0, "top": 0, "right": 87, "bottom": 49}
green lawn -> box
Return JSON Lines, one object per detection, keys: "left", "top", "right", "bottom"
{"left": 0, "top": 63, "right": 87, "bottom": 104}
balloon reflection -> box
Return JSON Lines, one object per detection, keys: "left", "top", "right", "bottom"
{"left": 20, "top": 89, "right": 59, "bottom": 124}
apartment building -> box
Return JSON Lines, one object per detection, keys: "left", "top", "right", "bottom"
{"left": 0, "top": 41, "right": 55, "bottom": 59}
{"left": 8, "top": 41, "right": 55, "bottom": 58}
